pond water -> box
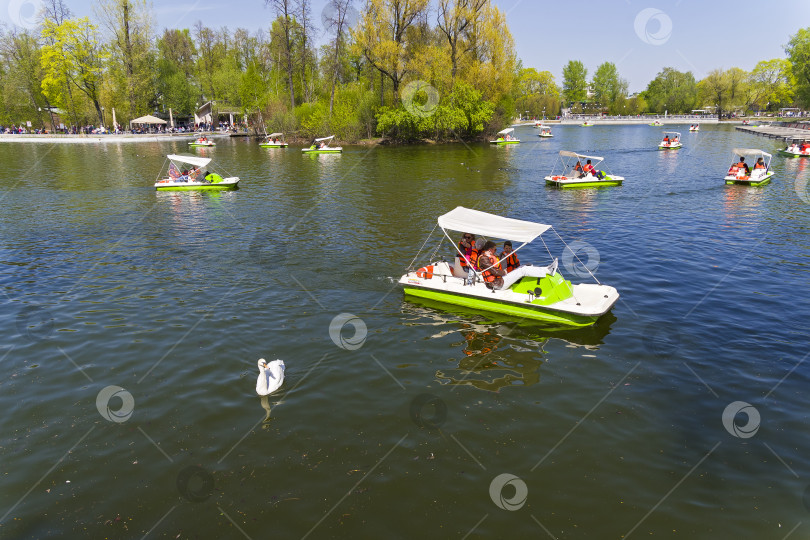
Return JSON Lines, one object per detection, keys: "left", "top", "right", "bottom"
{"left": 1, "top": 124, "right": 809, "bottom": 539}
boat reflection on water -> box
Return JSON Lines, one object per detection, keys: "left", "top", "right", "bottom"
{"left": 401, "top": 296, "right": 616, "bottom": 392}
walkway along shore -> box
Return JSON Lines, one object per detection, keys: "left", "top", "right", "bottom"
{"left": 0, "top": 133, "right": 228, "bottom": 144}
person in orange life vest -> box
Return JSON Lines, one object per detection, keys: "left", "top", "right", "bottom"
{"left": 477, "top": 241, "right": 506, "bottom": 289}
{"left": 573, "top": 161, "right": 584, "bottom": 177}
{"left": 584, "top": 159, "right": 605, "bottom": 179}
{"left": 457, "top": 233, "right": 475, "bottom": 271}
{"left": 663, "top": 135, "right": 670, "bottom": 145}
{"left": 734, "top": 156, "right": 750, "bottom": 175}
{"left": 754, "top": 157, "right": 766, "bottom": 169}
{"left": 500, "top": 241, "right": 520, "bottom": 273}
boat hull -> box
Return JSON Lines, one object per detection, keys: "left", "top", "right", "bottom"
{"left": 724, "top": 173, "right": 773, "bottom": 186}
{"left": 403, "top": 286, "right": 598, "bottom": 326}
{"left": 260, "top": 143, "right": 288, "bottom": 148}
{"left": 538, "top": 134, "right": 553, "bottom": 138}
{"left": 189, "top": 142, "right": 215, "bottom": 147}
{"left": 779, "top": 149, "right": 810, "bottom": 157}
{"left": 658, "top": 144, "right": 682, "bottom": 149}
{"left": 545, "top": 175, "right": 623, "bottom": 188}
{"left": 490, "top": 140, "right": 520, "bottom": 144}
{"left": 302, "top": 148, "right": 342, "bottom": 154}
{"left": 155, "top": 178, "right": 239, "bottom": 190}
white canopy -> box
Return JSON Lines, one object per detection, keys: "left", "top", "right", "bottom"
{"left": 662, "top": 131, "right": 681, "bottom": 137}
{"left": 131, "top": 114, "right": 167, "bottom": 125}
{"left": 733, "top": 148, "right": 771, "bottom": 158}
{"left": 559, "top": 150, "right": 604, "bottom": 162}
{"left": 437, "top": 206, "right": 550, "bottom": 243}
{"left": 497, "top": 128, "right": 514, "bottom": 135}
{"left": 315, "top": 135, "right": 335, "bottom": 142}
{"left": 267, "top": 132, "right": 283, "bottom": 137}
{"left": 167, "top": 154, "right": 211, "bottom": 168}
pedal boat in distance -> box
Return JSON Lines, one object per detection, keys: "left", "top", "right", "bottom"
{"left": 302, "top": 135, "right": 342, "bottom": 154}
{"left": 490, "top": 127, "right": 520, "bottom": 144}
{"left": 545, "top": 150, "right": 624, "bottom": 188}
{"left": 398, "top": 206, "right": 619, "bottom": 327}
{"left": 260, "top": 132, "right": 288, "bottom": 148}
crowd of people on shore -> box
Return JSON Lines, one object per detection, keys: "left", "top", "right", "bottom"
{"left": 1, "top": 119, "right": 248, "bottom": 136}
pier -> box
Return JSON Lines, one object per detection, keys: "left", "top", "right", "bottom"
{"left": 736, "top": 122, "right": 810, "bottom": 141}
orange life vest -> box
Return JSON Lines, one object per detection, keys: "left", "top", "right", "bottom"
{"left": 480, "top": 255, "right": 498, "bottom": 283}
{"left": 470, "top": 245, "right": 480, "bottom": 270}
{"left": 754, "top": 162, "right": 765, "bottom": 169}
{"left": 736, "top": 161, "right": 746, "bottom": 169}
{"left": 458, "top": 241, "right": 470, "bottom": 270}
{"left": 505, "top": 252, "right": 519, "bottom": 273}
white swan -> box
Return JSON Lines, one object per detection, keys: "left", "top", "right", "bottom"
{"left": 256, "top": 358, "right": 285, "bottom": 396}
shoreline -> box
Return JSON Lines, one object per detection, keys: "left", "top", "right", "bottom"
{"left": 0, "top": 132, "right": 228, "bottom": 144}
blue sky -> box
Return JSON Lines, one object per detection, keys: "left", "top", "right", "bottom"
{"left": 4, "top": 0, "right": 809, "bottom": 92}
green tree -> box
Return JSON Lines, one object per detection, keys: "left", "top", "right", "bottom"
{"left": 698, "top": 68, "right": 730, "bottom": 121}
{"left": 41, "top": 17, "right": 108, "bottom": 126}
{"left": 562, "top": 60, "right": 587, "bottom": 106}
{"left": 641, "top": 67, "right": 698, "bottom": 114}
{"left": 95, "top": 0, "right": 155, "bottom": 120}
{"left": 747, "top": 58, "right": 795, "bottom": 111}
{"left": 266, "top": 0, "right": 298, "bottom": 109}
{"left": 156, "top": 29, "right": 198, "bottom": 115}
{"left": 785, "top": 28, "right": 810, "bottom": 107}
{"left": 0, "top": 29, "right": 50, "bottom": 128}
{"left": 591, "top": 62, "right": 628, "bottom": 114}
{"left": 353, "top": 0, "right": 429, "bottom": 103}
{"left": 514, "top": 67, "right": 559, "bottom": 118}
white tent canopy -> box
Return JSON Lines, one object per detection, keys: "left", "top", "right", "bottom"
{"left": 267, "top": 132, "right": 284, "bottom": 137}
{"left": 315, "top": 135, "right": 334, "bottom": 142}
{"left": 497, "top": 128, "right": 514, "bottom": 135}
{"left": 559, "top": 150, "right": 604, "bottom": 163}
{"left": 167, "top": 154, "right": 211, "bottom": 168}
{"left": 437, "top": 207, "right": 550, "bottom": 243}
{"left": 131, "top": 114, "right": 167, "bottom": 124}
{"left": 662, "top": 131, "right": 681, "bottom": 136}
{"left": 733, "top": 148, "right": 771, "bottom": 158}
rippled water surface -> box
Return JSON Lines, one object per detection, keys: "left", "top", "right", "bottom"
{"left": 2, "top": 125, "right": 810, "bottom": 539}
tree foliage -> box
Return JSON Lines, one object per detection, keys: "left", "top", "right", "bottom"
{"left": 562, "top": 60, "right": 587, "bottom": 105}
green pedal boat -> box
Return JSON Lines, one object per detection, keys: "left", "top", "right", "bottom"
{"left": 725, "top": 148, "right": 774, "bottom": 186}
{"left": 399, "top": 207, "right": 619, "bottom": 327}
{"left": 153, "top": 154, "right": 239, "bottom": 191}
{"left": 545, "top": 150, "right": 624, "bottom": 188}
{"left": 490, "top": 127, "right": 520, "bottom": 144}
{"left": 302, "top": 135, "right": 342, "bottom": 154}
